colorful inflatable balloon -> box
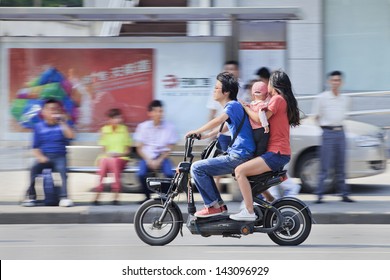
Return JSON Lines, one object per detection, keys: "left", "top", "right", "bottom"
{"left": 10, "top": 67, "right": 78, "bottom": 129}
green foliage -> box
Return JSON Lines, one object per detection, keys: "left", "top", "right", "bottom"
{"left": 0, "top": 0, "right": 82, "bottom": 7}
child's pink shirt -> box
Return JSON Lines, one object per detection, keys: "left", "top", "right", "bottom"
{"left": 249, "top": 98, "right": 269, "bottom": 129}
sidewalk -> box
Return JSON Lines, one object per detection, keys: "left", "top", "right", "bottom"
{"left": 1, "top": 170, "right": 390, "bottom": 224}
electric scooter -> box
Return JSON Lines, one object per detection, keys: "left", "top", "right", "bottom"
{"left": 134, "top": 135, "right": 312, "bottom": 246}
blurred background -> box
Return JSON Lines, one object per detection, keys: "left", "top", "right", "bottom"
{"left": 0, "top": 0, "right": 389, "bottom": 193}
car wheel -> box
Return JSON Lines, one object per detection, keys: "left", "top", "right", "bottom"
{"left": 296, "top": 151, "right": 335, "bottom": 194}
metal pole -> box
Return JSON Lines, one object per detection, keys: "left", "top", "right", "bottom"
{"left": 230, "top": 15, "right": 239, "bottom": 61}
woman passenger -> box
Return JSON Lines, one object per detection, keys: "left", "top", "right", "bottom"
{"left": 230, "top": 70, "right": 300, "bottom": 221}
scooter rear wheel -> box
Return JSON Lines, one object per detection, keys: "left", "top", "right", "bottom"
{"left": 264, "top": 199, "right": 311, "bottom": 246}
{"left": 134, "top": 199, "right": 182, "bottom": 246}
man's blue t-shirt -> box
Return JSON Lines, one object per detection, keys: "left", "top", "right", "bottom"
{"left": 32, "top": 121, "right": 72, "bottom": 155}
{"left": 224, "top": 101, "right": 255, "bottom": 158}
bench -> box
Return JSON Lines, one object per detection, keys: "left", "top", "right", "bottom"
{"left": 67, "top": 164, "right": 141, "bottom": 174}
{"left": 65, "top": 146, "right": 177, "bottom": 194}
{"left": 65, "top": 145, "right": 238, "bottom": 197}
{"left": 66, "top": 146, "right": 197, "bottom": 174}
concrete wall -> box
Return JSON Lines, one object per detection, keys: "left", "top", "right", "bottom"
{"left": 0, "top": 0, "right": 137, "bottom": 37}
{"left": 0, "top": 21, "right": 98, "bottom": 36}
{"left": 189, "top": 0, "right": 324, "bottom": 95}
{"left": 1, "top": 0, "right": 323, "bottom": 94}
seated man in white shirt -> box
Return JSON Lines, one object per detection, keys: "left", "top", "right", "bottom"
{"left": 134, "top": 100, "right": 178, "bottom": 202}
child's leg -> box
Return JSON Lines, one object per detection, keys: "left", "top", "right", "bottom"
{"left": 96, "top": 158, "right": 109, "bottom": 191}
{"left": 94, "top": 158, "right": 109, "bottom": 202}
{"left": 253, "top": 128, "right": 270, "bottom": 157}
{"left": 111, "top": 158, "right": 128, "bottom": 193}
{"left": 261, "top": 190, "right": 275, "bottom": 202}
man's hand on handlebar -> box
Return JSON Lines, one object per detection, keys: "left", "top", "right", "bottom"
{"left": 185, "top": 132, "right": 201, "bottom": 140}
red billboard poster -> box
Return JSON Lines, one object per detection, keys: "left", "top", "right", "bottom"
{"left": 8, "top": 48, "right": 153, "bottom": 133}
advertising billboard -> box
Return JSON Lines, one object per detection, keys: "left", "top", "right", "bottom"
{"left": 0, "top": 37, "right": 225, "bottom": 143}
{"left": 8, "top": 48, "right": 153, "bottom": 133}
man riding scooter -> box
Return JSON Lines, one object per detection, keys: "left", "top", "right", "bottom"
{"left": 185, "top": 71, "right": 256, "bottom": 219}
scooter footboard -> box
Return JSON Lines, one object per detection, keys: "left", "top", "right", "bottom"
{"left": 186, "top": 215, "right": 254, "bottom": 236}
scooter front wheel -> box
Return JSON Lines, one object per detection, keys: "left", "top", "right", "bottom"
{"left": 264, "top": 199, "right": 312, "bottom": 246}
{"left": 134, "top": 199, "right": 182, "bottom": 246}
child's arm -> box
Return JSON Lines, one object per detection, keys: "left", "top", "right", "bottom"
{"left": 259, "top": 110, "right": 269, "bottom": 133}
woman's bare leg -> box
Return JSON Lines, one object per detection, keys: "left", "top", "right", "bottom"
{"left": 234, "top": 157, "right": 271, "bottom": 213}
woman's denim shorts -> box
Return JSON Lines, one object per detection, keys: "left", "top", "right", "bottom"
{"left": 261, "top": 152, "right": 290, "bottom": 172}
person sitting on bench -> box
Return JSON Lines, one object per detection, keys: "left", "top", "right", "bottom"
{"left": 22, "top": 99, "right": 75, "bottom": 207}
{"left": 93, "top": 108, "right": 132, "bottom": 205}
{"left": 134, "top": 100, "right": 178, "bottom": 203}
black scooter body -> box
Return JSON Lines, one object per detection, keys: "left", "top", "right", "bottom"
{"left": 186, "top": 214, "right": 256, "bottom": 236}
{"left": 185, "top": 170, "right": 288, "bottom": 237}
{"left": 186, "top": 206, "right": 266, "bottom": 236}
{"left": 134, "top": 136, "right": 312, "bottom": 246}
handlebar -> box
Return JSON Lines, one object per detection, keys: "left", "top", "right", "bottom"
{"left": 184, "top": 134, "right": 201, "bottom": 162}
{"left": 186, "top": 134, "right": 201, "bottom": 140}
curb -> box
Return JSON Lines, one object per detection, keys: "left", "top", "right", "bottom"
{"left": 313, "top": 212, "right": 390, "bottom": 224}
{"left": 1, "top": 207, "right": 389, "bottom": 224}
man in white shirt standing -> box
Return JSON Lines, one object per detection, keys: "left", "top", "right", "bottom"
{"left": 134, "top": 100, "right": 178, "bottom": 202}
{"left": 312, "top": 71, "right": 354, "bottom": 203}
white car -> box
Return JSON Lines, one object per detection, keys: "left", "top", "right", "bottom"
{"left": 289, "top": 116, "right": 387, "bottom": 193}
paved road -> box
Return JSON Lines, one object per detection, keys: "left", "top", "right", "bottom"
{"left": 1, "top": 224, "right": 390, "bottom": 260}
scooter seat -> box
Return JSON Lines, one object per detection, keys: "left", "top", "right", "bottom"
{"left": 231, "top": 170, "right": 286, "bottom": 181}
{"left": 248, "top": 170, "right": 288, "bottom": 195}
{"left": 247, "top": 170, "right": 287, "bottom": 183}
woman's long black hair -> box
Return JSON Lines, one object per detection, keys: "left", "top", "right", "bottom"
{"left": 269, "top": 70, "right": 300, "bottom": 127}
